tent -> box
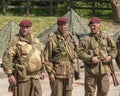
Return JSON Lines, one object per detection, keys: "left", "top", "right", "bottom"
{"left": 38, "top": 9, "right": 90, "bottom": 44}
{"left": 110, "top": 30, "right": 120, "bottom": 42}
{"left": 0, "top": 21, "right": 19, "bottom": 58}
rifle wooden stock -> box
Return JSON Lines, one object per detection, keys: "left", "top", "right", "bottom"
{"left": 109, "top": 62, "right": 119, "bottom": 86}
{"left": 13, "top": 86, "right": 17, "bottom": 96}
{"left": 13, "top": 70, "right": 17, "bottom": 96}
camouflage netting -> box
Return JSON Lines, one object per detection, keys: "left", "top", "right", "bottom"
{"left": 38, "top": 9, "right": 90, "bottom": 44}
{"left": 103, "top": 29, "right": 120, "bottom": 42}
{"left": 0, "top": 21, "right": 19, "bottom": 58}
{"left": 112, "top": 31, "right": 120, "bottom": 42}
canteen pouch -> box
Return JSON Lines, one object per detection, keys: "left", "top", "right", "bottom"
{"left": 15, "top": 64, "right": 27, "bottom": 80}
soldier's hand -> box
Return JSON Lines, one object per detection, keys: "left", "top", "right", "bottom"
{"left": 92, "top": 56, "right": 100, "bottom": 64}
{"left": 8, "top": 75, "right": 16, "bottom": 86}
{"left": 49, "top": 74, "right": 55, "bottom": 83}
{"left": 40, "top": 72, "right": 45, "bottom": 80}
{"left": 102, "top": 56, "right": 111, "bottom": 63}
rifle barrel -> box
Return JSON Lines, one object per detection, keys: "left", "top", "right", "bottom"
{"left": 109, "top": 63, "right": 119, "bottom": 86}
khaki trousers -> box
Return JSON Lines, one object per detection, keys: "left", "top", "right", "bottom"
{"left": 13, "top": 78, "right": 42, "bottom": 96}
{"left": 85, "top": 74, "right": 109, "bottom": 96}
{"left": 50, "top": 78, "right": 73, "bottom": 96}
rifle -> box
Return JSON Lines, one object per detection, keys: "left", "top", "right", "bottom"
{"left": 98, "top": 56, "right": 119, "bottom": 86}
{"left": 109, "top": 60, "right": 119, "bottom": 86}
{"left": 95, "top": 46, "right": 119, "bottom": 86}
{"left": 12, "top": 68, "right": 18, "bottom": 96}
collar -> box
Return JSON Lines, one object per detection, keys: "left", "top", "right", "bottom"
{"left": 19, "top": 32, "right": 33, "bottom": 44}
{"left": 56, "top": 30, "right": 70, "bottom": 40}
{"left": 90, "top": 31, "right": 106, "bottom": 41}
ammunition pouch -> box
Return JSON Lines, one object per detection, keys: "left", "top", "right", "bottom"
{"left": 52, "top": 53, "right": 70, "bottom": 64}
{"left": 85, "top": 63, "right": 98, "bottom": 74}
{"left": 53, "top": 63, "right": 66, "bottom": 75}
{"left": 15, "top": 64, "right": 27, "bottom": 80}
{"left": 53, "top": 61, "right": 74, "bottom": 77}
{"left": 85, "top": 62, "right": 110, "bottom": 75}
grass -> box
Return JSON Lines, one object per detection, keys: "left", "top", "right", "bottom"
{"left": 0, "top": 15, "right": 57, "bottom": 35}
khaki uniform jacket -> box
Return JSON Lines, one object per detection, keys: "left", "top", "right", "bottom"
{"left": 44, "top": 31, "right": 77, "bottom": 78}
{"left": 2, "top": 33, "right": 44, "bottom": 81}
{"left": 77, "top": 32, "right": 117, "bottom": 75}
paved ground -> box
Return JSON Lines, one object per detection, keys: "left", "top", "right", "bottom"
{"left": 0, "top": 60, "right": 120, "bottom": 96}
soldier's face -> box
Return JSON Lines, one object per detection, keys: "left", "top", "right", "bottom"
{"left": 58, "top": 23, "right": 68, "bottom": 34}
{"left": 20, "top": 26, "right": 32, "bottom": 36}
{"left": 89, "top": 23, "right": 101, "bottom": 34}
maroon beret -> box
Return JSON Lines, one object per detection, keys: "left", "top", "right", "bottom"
{"left": 88, "top": 17, "right": 101, "bottom": 26}
{"left": 57, "top": 17, "right": 68, "bottom": 25}
{"left": 19, "top": 19, "right": 32, "bottom": 27}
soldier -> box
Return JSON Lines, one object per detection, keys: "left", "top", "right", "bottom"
{"left": 44, "top": 17, "right": 78, "bottom": 96}
{"left": 2, "top": 19, "right": 45, "bottom": 96}
{"left": 116, "top": 35, "right": 120, "bottom": 68}
{"left": 77, "top": 17, "right": 117, "bottom": 96}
